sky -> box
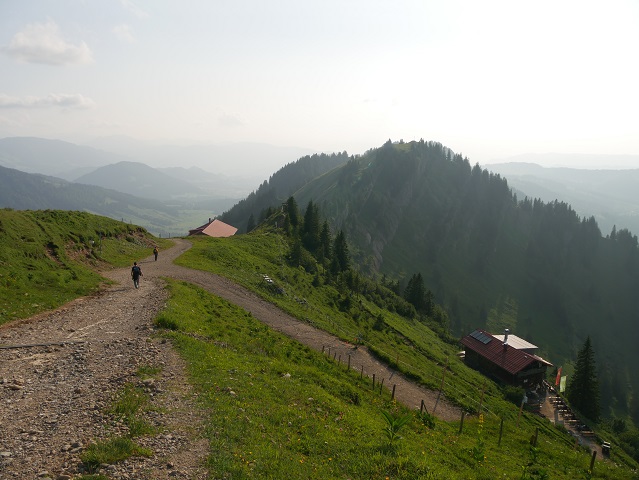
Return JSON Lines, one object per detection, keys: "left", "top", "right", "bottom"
{"left": 1, "top": 0, "right": 639, "bottom": 168}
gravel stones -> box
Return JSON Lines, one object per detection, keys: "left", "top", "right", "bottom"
{"left": 0, "top": 244, "right": 207, "bottom": 480}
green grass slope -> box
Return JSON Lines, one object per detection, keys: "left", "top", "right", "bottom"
{"left": 287, "top": 140, "right": 639, "bottom": 422}
{"left": 1, "top": 209, "right": 637, "bottom": 477}
{"left": 0, "top": 209, "right": 169, "bottom": 325}
{"left": 169, "top": 228, "right": 639, "bottom": 479}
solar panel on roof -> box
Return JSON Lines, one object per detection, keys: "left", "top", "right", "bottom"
{"left": 470, "top": 330, "right": 492, "bottom": 344}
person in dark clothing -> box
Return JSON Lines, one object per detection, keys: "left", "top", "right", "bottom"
{"left": 131, "top": 261, "right": 143, "bottom": 288}
{"left": 153, "top": 246, "right": 159, "bottom": 261}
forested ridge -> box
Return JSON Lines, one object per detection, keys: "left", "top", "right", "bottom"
{"left": 228, "top": 139, "right": 639, "bottom": 422}
{"left": 219, "top": 151, "right": 349, "bottom": 232}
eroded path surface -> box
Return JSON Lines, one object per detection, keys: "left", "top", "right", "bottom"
{"left": 0, "top": 239, "right": 460, "bottom": 479}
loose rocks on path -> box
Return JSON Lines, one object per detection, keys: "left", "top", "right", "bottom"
{"left": 0, "top": 245, "right": 208, "bottom": 480}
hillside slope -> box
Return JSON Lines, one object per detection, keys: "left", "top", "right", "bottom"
{"left": 219, "top": 151, "right": 349, "bottom": 232}
{"left": 287, "top": 140, "right": 639, "bottom": 421}
{"left": 74, "top": 161, "right": 202, "bottom": 200}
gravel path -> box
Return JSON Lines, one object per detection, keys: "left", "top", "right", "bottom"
{"left": 0, "top": 239, "right": 461, "bottom": 479}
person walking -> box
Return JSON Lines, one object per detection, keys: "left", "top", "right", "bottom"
{"left": 131, "top": 261, "right": 143, "bottom": 288}
{"left": 153, "top": 246, "right": 159, "bottom": 261}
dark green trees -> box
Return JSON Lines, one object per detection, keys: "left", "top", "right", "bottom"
{"left": 403, "top": 273, "right": 437, "bottom": 318}
{"left": 284, "top": 196, "right": 299, "bottom": 232}
{"left": 246, "top": 213, "right": 256, "bottom": 233}
{"left": 566, "top": 336, "right": 600, "bottom": 422}
{"left": 282, "top": 196, "right": 350, "bottom": 277}
{"left": 331, "top": 230, "right": 350, "bottom": 274}
{"left": 302, "top": 200, "right": 321, "bottom": 254}
{"left": 404, "top": 273, "right": 426, "bottom": 311}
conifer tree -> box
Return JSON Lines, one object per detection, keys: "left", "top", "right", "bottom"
{"left": 319, "top": 220, "right": 332, "bottom": 262}
{"left": 331, "top": 230, "right": 350, "bottom": 273}
{"left": 302, "top": 200, "right": 320, "bottom": 254}
{"left": 284, "top": 197, "right": 300, "bottom": 232}
{"left": 566, "top": 336, "right": 600, "bottom": 422}
{"left": 285, "top": 196, "right": 299, "bottom": 229}
{"left": 404, "top": 273, "right": 425, "bottom": 311}
{"left": 246, "top": 213, "right": 256, "bottom": 233}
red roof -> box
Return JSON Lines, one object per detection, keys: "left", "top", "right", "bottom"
{"left": 461, "top": 329, "right": 551, "bottom": 375}
{"left": 189, "top": 219, "right": 237, "bottom": 237}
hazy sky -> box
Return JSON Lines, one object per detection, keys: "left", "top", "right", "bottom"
{"left": 1, "top": 0, "right": 638, "bottom": 167}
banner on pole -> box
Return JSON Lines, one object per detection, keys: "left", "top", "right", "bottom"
{"left": 560, "top": 375, "right": 567, "bottom": 393}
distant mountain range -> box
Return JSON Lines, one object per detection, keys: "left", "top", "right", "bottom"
{"left": 0, "top": 136, "right": 127, "bottom": 180}
{"left": 485, "top": 160, "right": 639, "bottom": 236}
{"left": 0, "top": 136, "right": 311, "bottom": 198}
{"left": 0, "top": 163, "right": 174, "bottom": 218}
{"left": 85, "top": 134, "right": 315, "bottom": 179}
{"left": 0, "top": 136, "right": 336, "bottom": 236}
{"left": 74, "top": 161, "right": 204, "bottom": 201}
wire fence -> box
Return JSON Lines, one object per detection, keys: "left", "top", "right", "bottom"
{"left": 199, "top": 231, "right": 562, "bottom": 423}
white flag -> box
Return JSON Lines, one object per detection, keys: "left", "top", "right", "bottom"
{"left": 559, "top": 375, "right": 567, "bottom": 393}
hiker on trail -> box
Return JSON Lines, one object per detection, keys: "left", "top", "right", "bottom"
{"left": 131, "top": 262, "right": 143, "bottom": 289}
{"left": 153, "top": 246, "right": 159, "bottom": 261}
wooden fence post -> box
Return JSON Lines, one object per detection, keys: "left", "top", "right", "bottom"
{"left": 372, "top": 374, "right": 376, "bottom": 390}
{"left": 478, "top": 380, "right": 486, "bottom": 415}
{"left": 589, "top": 450, "right": 597, "bottom": 472}
{"left": 433, "top": 357, "right": 449, "bottom": 414}
{"left": 420, "top": 399, "right": 425, "bottom": 415}
{"left": 392, "top": 384, "right": 396, "bottom": 401}
{"left": 379, "top": 378, "right": 384, "bottom": 395}
{"left": 348, "top": 354, "right": 351, "bottom": 371}
{"left": 360, "top": 365, "right": 364, "bottom": 379}
{"left": 458, "top": 411, "right": 465, "bottom": 435}
{"left": 517, "top": 398, "right": 525, "bottom": 427}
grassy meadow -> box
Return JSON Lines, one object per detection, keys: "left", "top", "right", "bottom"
{"left": 155, "top": 278, "right": 635, "bottom": 479}
{"left": 168, "top": 229, "right": 639, "bottom": 479}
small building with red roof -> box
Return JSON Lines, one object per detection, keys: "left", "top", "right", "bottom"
{"left": 460, "top": 328, "right": 552, "bottom": 389}
{"left": 188, "top": 218, "right": 238, "bottom": 238}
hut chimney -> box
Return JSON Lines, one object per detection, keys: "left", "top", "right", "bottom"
{"left": 503, "top": 328, "right": 510, "bottom": 347}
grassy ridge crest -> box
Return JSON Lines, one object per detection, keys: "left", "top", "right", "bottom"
{"left": 0, "top": 208, "right": 168, "bottom": 324}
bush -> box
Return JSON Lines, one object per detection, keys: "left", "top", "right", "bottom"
{"left": 502, "top": 385, "right": 525, "bottom": 406}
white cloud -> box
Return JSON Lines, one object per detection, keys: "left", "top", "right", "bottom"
{"left": 0, "top": 93, "right": 96, "bottom": 109}
{"left": 113, "top": 24, "right": 136, "bottom": 44}
{"left": 218, "top": 114, "right": 245, "bottom": 128}
{"left": 0, "top": 114, "right": 25, "bottom": 127}
{"left": 120, "top": 0, "right": 149, "bottom": 19}
{"left": 3, "top": 20, "right": 93, "bottom": 66}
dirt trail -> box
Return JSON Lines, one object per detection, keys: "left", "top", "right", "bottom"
{"left": 0, "top": 238, "right": 460, "bottom": 479}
